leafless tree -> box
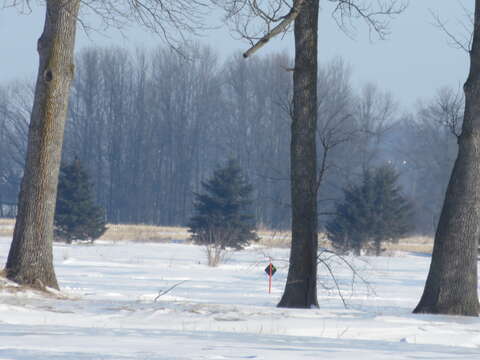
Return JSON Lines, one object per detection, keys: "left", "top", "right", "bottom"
{"left": 216, "top": 0, "right": 405, "bottom": 308}
{"left": 414, "top": 1, "right": 480, "bottom": 316}
{"left": 315, "top": 59, "right": 357, "bottom": 193}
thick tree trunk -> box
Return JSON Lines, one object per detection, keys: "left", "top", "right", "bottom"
{"left": 278, "top": 0, "right": 319, "bottom": 308}
{"left": 413, "top": 0, "right": 480, "bottom": 316}
{"left": 5, "top": 0, "right": 80, "bottom": 290}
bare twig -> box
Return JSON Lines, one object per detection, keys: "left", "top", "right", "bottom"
{"left": 220, "top": 0, "right": 407, "bottom": 57}
{"left": 331, "top": 0, "right": 408, "bottom": 40}
{"left": 154, "top": 280, "right": 188, "bottom": 302}
{"left": 317, "top": 247, "right": 376, "bottom": 308}
{"left": 430, "top": 8, "right": 472, "bottom": 53}
{"left": 318, "top": 254, "right": 348, "bottom": 308}
{"left": 4, "top": 0, "right": 213, "bottom": 53}
{"left": 243, "top": 0, "right": 306, "bottom": 58}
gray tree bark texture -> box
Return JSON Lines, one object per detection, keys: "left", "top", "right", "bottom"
{"left": 5, "top": 0, "right": 80, "bottom": 290}
{"left": 413, "top": 0, "right": 480, "bottom": 316}
{"left": 278, "top": 0, "right": 319, "bottom": 308}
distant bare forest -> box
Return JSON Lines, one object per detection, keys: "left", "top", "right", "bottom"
{"left": 0, "top": 45, "right": 460, "bottom": 233}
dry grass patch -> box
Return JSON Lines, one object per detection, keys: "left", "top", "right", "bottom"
{"left": 257, "top": 230, "right": 433, "bottom": 255}
{"left": 1, "top": 220, "right": 191, "bottom": 243}
{"left": 384, "top": 236, "right": 433, "bottom": 254}
{"left": 0, "top": 218, "right": 14, "bottom": 237}
{"left": 99, "top": 224, "right": 190, "bottom": 243}
{"left": 257, "top": 230, "right": 291, "bottom": 248}
{"left": 0, "top": 229, "right": 12, "bottom": 236}
{"left": 258, "top": 231, "right": 333, "bottom": 249}
{"left": 0, "top": 219, "right": 435, "bottom": 253}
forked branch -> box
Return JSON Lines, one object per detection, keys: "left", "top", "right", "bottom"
{"left": 243, "top": 0, "right": 306, "bottom": 58}
{"left": 219, "top": 0, "right": 407, "bottom": 58}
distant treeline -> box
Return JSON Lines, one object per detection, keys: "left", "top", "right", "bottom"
{"left": 0, "top": 45, "right": 460, "bottom": 233}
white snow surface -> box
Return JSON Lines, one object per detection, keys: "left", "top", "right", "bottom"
{"left": 1, "top": 237, "right": 480, "bottom": 359}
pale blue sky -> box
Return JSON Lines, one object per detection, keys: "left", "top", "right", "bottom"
{"left": 0, "top": 1, "right": 472, "bottom": 109}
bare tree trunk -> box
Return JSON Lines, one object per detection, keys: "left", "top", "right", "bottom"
{"left": 413, "top": 0, "right": 480, "bottom": 316}
{"left": 5, "top": 0, "right": 80, "bottom": 290}
{"left": 278, "top": 0, "right": 319, "bottom": 308}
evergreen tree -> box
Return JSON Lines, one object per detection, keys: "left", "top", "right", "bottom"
{"left": 189, "top": 159, "right": 258, "bottom": 264}
{"left": 54, "top": 159, "right": 107, "bottom": 243}
{"left": 326, "top": 164, "right": 412, "bottom": 255}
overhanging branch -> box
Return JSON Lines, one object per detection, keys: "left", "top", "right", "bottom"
{"left": 243, "top": 0, "right": 305, "bottom": 58}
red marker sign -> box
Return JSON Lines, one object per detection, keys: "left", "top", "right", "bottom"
{"left": 264, "top": 263, "right": 277, "bottom": 294}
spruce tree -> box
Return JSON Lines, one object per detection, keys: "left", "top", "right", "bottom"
{"left": 189, "top": 159, "right": 258, "bottom": 264}
{"left": 326, "top": 164, "right": 412, "bottom": 255}
{"left": 54, "top": 159, "right": 107, "bottom": 243}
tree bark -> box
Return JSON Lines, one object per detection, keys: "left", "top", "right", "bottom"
{"left": 5, "top": 0, "right": 80, "bottom": 290}
{"left": 413, "top": 0, "right": 480, "bottom": 316}
{"left": 278, "top": 0, "right": 319, "bottom": 308}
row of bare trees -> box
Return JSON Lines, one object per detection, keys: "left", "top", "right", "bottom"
{"left": 0, "top": 83, "right": 29, "bottom": 216}
{"left": 66, "top": 47, "right": 291, "bottom": 226}
{"left": 2, "top": 46, "right": 452, "bottom": 231}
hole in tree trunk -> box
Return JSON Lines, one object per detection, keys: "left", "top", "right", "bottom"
{"left": 45, "top": 70, "right": 53, "bottom": 82}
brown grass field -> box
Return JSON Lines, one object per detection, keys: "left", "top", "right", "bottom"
{"left": 0, "top": 218, "right": 14, "bottom": 236}
{"left": 0, "top": 218, "right": 433, "bottom": 254}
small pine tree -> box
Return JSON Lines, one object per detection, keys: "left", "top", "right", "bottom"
{"left": 54, "top": 159, "right": 107, "bottom": 243}
{"left": 189, "top": 159, "right": 258, "bottom": 265}
{"left": 326, "top": 164, "right": 412, "bottom": 256}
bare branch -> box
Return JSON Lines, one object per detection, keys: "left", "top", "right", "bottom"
{"left": 331, "top": 0, "right": 408, "bottom": 40}
{"left": 3, "top": 0, "right": 214, "bottom": 52}
{"left": 316, "top": 247, "right": 376, "bottom": 308}
{"left": 418, "top": 86, "right": 464, "bottom": 138}
{"left": 154, "top": 280, "right": 189, "bottom": 302}
{"left": 78, "top": 0, "right": 213, "bottom": 52}
{"left": 1, "top": 0, "right": 32, "bottom": 13}
{"left": 219, "top": 0, "right": 407, "bottom": 57}
{"left": 243, "top": 0, "right": 305, "bottom": 58}
{"left": 430, "top": 8, "right": 472, "bottom": 53}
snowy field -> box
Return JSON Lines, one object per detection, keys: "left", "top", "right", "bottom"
{"left": 1, "top": 237, "right": 480, "bottom": 359}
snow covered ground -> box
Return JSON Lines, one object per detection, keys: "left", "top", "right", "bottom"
{"left": 1, "top": 237, "right": 480, "bottom": 359}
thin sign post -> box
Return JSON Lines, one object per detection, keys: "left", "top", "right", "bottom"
{"left": 269, "top": 263, "right": 272, "bottom": 294}
{"left": 264, "top": 261, "right": 277, "bottom": 294}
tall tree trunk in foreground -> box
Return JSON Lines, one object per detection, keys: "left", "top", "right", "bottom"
{"left": 278, "top": 0, "right": 319, "bottom": 308}
{"left": 414, "top": 0, "right": 480, "bottom": 316}
{"left": 5, "top": 0, "right": 80, "bottom": 290}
